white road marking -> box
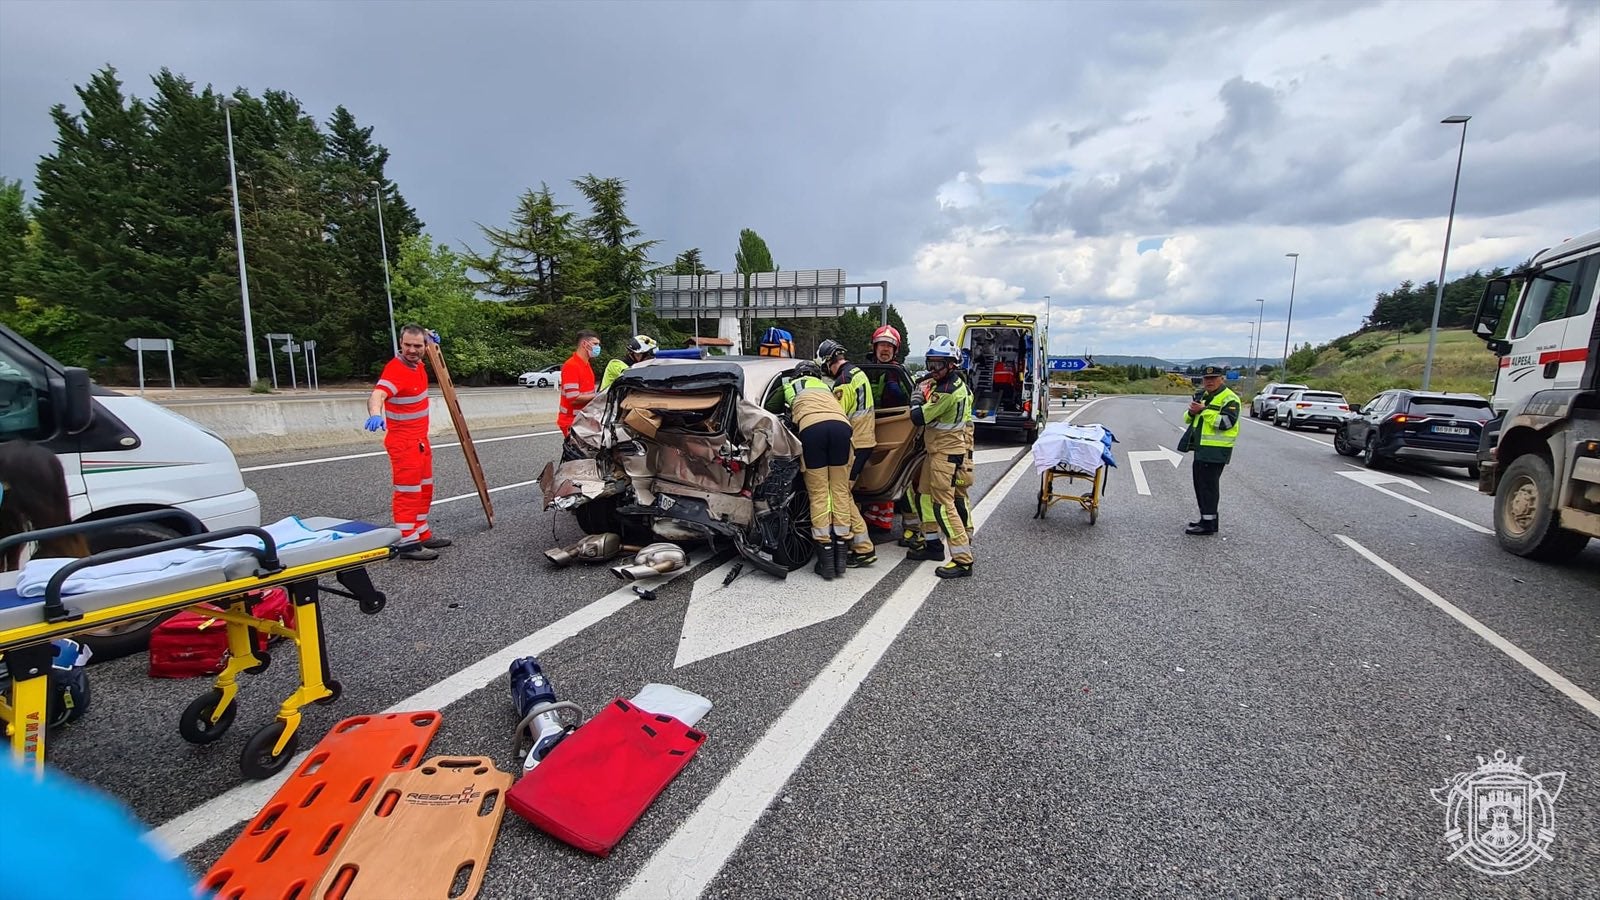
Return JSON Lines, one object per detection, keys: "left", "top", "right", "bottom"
{"left": 240, "top": 431, "right": 557, "bottom": 472}
{"left": 1336, "top": 535, "right": 1600, "bottom": 721}
{"left": 432, "top": 478, "right": 542, "bottom": 506}
{"left": 676, "top": 546, "right": 908, "bottom": 668}
{"left": 1429, "top": 474, "right": 1481, "bottom": 491}
{"left": 1244, "top": 417, "right": 1333, "bottom": 448}
{"left": 1336, "top": 470, "right": 1492, "bottom": 534}
{"left": 620, "top": 398, "right": 1106, "bottom": 900}
{"left": 151, "top": 561, "right": 703, "bottom": 857}
{"left": 1127, "top": 446, "right": 1183, "bottom": 496}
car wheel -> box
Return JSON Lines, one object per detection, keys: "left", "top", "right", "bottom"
{"left": 1362, "top": 435, "right": 1384, "bottom": 469}
{"left": 78, "top": 521, "right": 185, "bottom": 661}
{"left": 1333, "top": 427, "right": 1353, "bottom": 456}
{"left": 1494, "top": 454, "right": 1590, "bottom": 560}
{"left": 769, "top": 481, "right": 817, "bottom": 571}
{"left": 1467, "top": 463, "right": 1481, "bottom": 480}
{"left": 573, "top": 495, "right": 622, "bottom": 536}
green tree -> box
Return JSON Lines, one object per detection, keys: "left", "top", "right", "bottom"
{"left": 390, "top": 234, "right": 532, "bottom": 382}
{"left": 672, "top": 248, "right": 714, "bottom": 275}
{"left": 572, "top": 175, "right": 657, "bottom": 345}
{"left": 734, "top": 228, "right": 775, "bottom": 274}
{"left": 0, "top": 178, "right": 30, "bottom": 315}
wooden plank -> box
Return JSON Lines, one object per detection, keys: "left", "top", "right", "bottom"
{"left": 425, "top": 342, "right": 494, "bottom": 527}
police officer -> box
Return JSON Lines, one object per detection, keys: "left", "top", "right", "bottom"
{"left": 909, "top": 336, "right": 974, "bottom": 577}
{"left": 816, "top": 339, "right": 877, "bottom": 567}
{"left": 1181, "top": 365, "right": 1241, "bottom": 535}
{"left": 781, "top": 362, "right": 855, "bottom": 580}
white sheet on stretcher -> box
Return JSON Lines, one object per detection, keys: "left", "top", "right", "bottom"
{"left": 15, "top": 517, "right": 349, "bottom": 599}
{"left": 1033, "top": 423, "right": 1110, "bottom": 476}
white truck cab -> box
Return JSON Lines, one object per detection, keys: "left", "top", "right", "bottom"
{"left": 2, "top": 325, "right": 261, "bottom": 653}
{"left": 1471, "top": 227, "right": 1600, "bottom": 560}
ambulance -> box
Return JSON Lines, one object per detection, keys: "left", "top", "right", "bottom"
{"left": 957, "top": 313, "right": 1049, "bottom": 442}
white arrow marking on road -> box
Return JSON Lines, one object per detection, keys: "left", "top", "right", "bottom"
{"left": 1127, "top": 446, "right": 1183, "bottom": 496}
{"left": 1336, "top": 469, "right": 1492, "bottom": 534}
{"left": 675, "top": 546, "right": 908, "bottom": 668}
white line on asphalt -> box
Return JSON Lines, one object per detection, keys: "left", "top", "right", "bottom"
{"left": 619, "top": 398, "right": 1107, "bottom": 900}
{"left": 240, "top": 431, "right": 557, "bottom": 472}
{"left": 151, "top": 559, "right": 705, "bottom": 857}
{"left": 1335, "top": 469, "right": 1491, "bottom": 535}
{"left": 971, "top": 447, "right": 1019, "bottom": 466}
{"left": 1429, "top": 474, "right": 1481, "bottom": 491}
{"left": 433, "top": 479, "right": 542, "bottom": 506}
{"left": 1244, "top": 417, "right": 1333, "bottom": 448}
{"left": 1336, "top": 535, "right": 1600, "bottom": 721}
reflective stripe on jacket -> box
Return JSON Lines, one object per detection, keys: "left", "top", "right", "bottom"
{"left": 911, "top": 371, "right": 971, "bottom": 455}
{"left": 784, "top": 375, "right": 849, "bottom": 432}
{"left": 1184, "top": 387, "right": 1241, "bottom": 464}
{"left": 833, "top": 363, "right": 876, "bottom": 449}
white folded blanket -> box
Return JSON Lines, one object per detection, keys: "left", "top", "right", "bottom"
{"left": 15, "top": 517, "right": 349, "bottom": 599}
{"left": 1033, "top": 423, "right": 1110, "bottom": 475}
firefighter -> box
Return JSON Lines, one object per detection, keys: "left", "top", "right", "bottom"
{"left": 365, "top": 325, "right": 448, "bottom": 560}
{"left": 781, "top": 362, "right": 854, "bottom": 580}
{"left": 908, "top": 336, "right": 973, "bottom": 577}
{"left": 600, "top": 334, "right": 658, "bottom": 392}
{"left": 817, "top": 339, "right": 877, "bottom": 567}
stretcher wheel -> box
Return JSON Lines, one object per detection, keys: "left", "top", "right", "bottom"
{"left": 1089, "top": 502, "right": 1098, "bottom": 525}
{"left": 245, "top": 650, "right": 271, "bottom": 674}
{"left": 360, "top": 593, "right": 386, "bottom": 614}
{"left": 240, "top": 721, "right": 298, "bottom": 779}
{"left": 315, "top": 680, "right": 344, "bottom": 706}
{"left": 179, "top": 688, "right": 237, "bottom": 745}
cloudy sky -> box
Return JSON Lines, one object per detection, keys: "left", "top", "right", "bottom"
{"left": 2, "top": 0, "right": 1597, "bottom": 361}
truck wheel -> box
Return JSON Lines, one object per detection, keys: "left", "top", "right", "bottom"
{"left": 1494, "top": 454, "right": 1591, "bottom": 561}
{"left": 79, "top": 521, "right": 184, "bottom": 662}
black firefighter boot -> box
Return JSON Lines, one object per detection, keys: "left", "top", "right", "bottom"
{"left": 834, "top": 538, "right": 853, "bottom": 574}
{"left": 906, "top": 538, "right": 945, "bottom": 563}
{"left": 813, "top": 541, "right": 837, "bottom": 580}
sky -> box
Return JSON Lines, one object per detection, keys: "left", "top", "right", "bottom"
{"left": 2, "top": 0, "right": 1597, "bottom": 362}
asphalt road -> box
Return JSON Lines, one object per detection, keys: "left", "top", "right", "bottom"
{"left": 39, "top": 397, "right": 1600, "bottom": 898}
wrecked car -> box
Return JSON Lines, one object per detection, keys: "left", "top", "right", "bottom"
{"left": 538, "top": 357, "right": 925, "bottom": 577}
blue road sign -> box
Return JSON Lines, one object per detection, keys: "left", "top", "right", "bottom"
{"left": 1048, "top": 357, "right": 1089, "bottom": 372}
{"left": 1226, "top": 370, "right": 1241, "bottom": 381}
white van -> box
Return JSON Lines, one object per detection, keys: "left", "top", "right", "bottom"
{"left": 2, "top": 325, "right": 261, "bottom": 655}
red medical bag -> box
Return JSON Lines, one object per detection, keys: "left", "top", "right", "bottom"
{"left": 148, "top": 588, "right": 294, "bottom": 679}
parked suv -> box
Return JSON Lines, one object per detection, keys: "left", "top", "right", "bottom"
{"left": 1333, "top": 389, "right": 1493, "bottom": 477}
{"left": 1250, "top": 382, "right": 1309, "bottom": 419}
{"left": 1273, "top": 389, "right": 1350, "bottom": 430}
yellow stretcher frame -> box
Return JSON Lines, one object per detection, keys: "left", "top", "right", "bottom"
{"left": 1035, "top": 464, "right": 1106, "bottom": 524}
{"left": 1, "top": 514, "right": 392, "bottom": 780}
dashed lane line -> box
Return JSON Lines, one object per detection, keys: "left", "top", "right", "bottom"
{"left": 240, "top": 431, "right": 557, "bottom": 472}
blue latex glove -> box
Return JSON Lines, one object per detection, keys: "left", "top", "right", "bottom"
{"left": 427, "top": 329, "right": 441, "bottom": 345}
{"left": 364, "top": 415, "right": 386, "bottom": 432}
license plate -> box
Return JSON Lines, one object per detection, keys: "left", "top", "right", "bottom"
{"left": 1434, "top": 426, "right": 1470, "bottom": 435}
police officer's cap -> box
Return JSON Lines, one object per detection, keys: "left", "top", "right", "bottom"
{"left": 1201, "top": 365, "right": 1226, "bottom": 377}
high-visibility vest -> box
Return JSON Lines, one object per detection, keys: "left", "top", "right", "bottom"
{"left": 1188, "top": 387, "right": 1241, "bottom": 449}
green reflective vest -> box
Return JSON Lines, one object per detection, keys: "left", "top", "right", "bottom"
{"left": 1185, "top": 387, "right": 1241, "bottom": 464}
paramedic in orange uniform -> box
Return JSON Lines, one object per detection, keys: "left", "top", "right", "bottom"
{"left": 558, "top": 330, "right": 601, "bottom": 436}
{"left": 365, "top": 325, "right": 449, "bottom": 560}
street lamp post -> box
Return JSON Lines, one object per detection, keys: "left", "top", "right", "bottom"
{"left": 1424, "top": 115, "right": 1471, "bottom": 390}
{"left": 222, "top": 97, "right": 258, "bottom": 385}
{"left": 1043, "top": 294, "right": 1051, "bottom": 357}
{"left": 1252, "top": 297, "right": 1266, "bottom": 387}
{"left": 372, "top": 180, "right": 398, "bottom": 357}
{"left": 1281, "top": 254, "right": 1300, "bottom": 376}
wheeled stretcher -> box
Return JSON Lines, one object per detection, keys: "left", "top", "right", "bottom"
{"left": 0, "top": 511, "right": 400, "bottom": 779}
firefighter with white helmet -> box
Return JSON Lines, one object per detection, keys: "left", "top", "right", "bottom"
{"left": 600, "top": 334, "right": 659, "bottom": 392}
{"left": 908, "top": 335, "right": 974, "bottom": 577}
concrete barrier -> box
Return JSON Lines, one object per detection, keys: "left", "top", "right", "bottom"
{"left": 169, "top": 388, "right": 562, "bottom": 454}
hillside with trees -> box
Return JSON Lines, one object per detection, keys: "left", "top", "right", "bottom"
{"left": 0, "top": 67, "right": 913, "bottom": 386}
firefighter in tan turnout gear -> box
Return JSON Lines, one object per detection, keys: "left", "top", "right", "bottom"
{"left": 816, "top": 338, "right": 877, "bottom": 567}
{"left": 908, "top": 336, "right": 974, "bottom": 578}
{"left": 781, "top": 362, "right": 856, "bottom": 581}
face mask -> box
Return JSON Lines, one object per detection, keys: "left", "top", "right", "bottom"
{"left": 589, "top": 343, "right": 602, "bottom": 358}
